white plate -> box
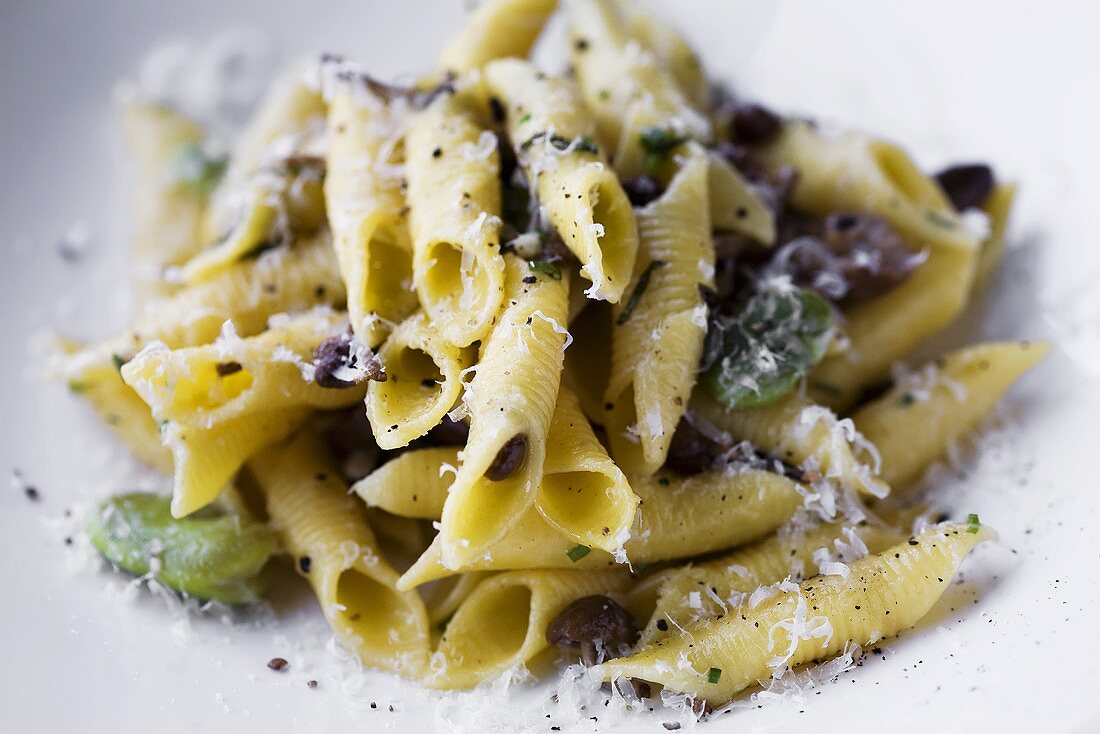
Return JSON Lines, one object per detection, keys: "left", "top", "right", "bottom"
{"left": 3, "top": 1, "right": 1099, "bottom": 732}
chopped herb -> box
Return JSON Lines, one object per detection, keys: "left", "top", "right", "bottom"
{"left": 639, "top": 126, "right": 688, "bottom": 174}
{"left": 598, "top": 89, "right": 610, "bottom": 101}
{"left": 616, "top": 260, "right": 667, "bottom": 325}
{"left": 528, "top": 260, "right": 562, "bottom": 280}
{"left": 966, "top": 513, "right": 981, "bottom": 533}
{"left": 923, "top": 209, "right": 957, "bottom": 230}
{"left": 706, "top": 667, "right": 722, "bottom": 684}
{"left": 110, "top": 354, "right": 127, "bottom": 372}
{"left": 899, "top": 392, "right": 916, "bottom": 406}
{"left": 810, "top": 380, "right": 842, "bottom": 398}
{"left": 67, "top": 380, "right": 90, "bottom": 393}
{"left": 519, "top": 112, "right": 532, "bottom": 124}
{"left": 566, "top": 544, "right": 591, "bottom": 563}
{"left": 174, "top": 142, "right": 228, "bottom": 194}
{"left": 702, "top": 285, "right": 836, "bottom": 410}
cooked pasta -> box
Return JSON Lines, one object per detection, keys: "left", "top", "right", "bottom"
{"left": 483, "top": 57, "right": 640, "bottom": 302}
{"left": 595, "top": 523, "right": 994, "bottom": 705}
{"left": 248, "top": 431, "right": 430, "bottom": 677}
{"left": 67, "top": 1, "right": 1047, "bottom": 714}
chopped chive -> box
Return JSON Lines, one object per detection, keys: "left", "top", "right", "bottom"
{"left": 706, "top": 667, "right": 722, "bottom": 684}
{"left": 598, "top": 89, "right": 610, "bottom": 101}
{"left": 639, "top": 126, "right": 688, "bottom": 175}
{"left": 616, "top": 260, "right": 667, "bottom": 325}
{"left": 566, "top": 544, "right": 591, "bottom": 562}
{"left": 173, "top": 142, "right": 228, "bottom": 194}
{"left": 966, "top": 513, "right": 980, "bottom": 533}
{"left": 519, "top": 112, "right": 532, "bottom": 124}
{"left": 923, "top": 209, "right": 957, "bottom": 230}
{"left": 528, "top": 260, "right": 562, "bottom": 280}
{"left": 67, "top": 380, "right": 90, "bottom": 393}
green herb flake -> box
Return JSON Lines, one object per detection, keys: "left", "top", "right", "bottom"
{"left": 566, "top": 544, "right": 591, "bottom": 562}
{"left": 707, "top": 667, "right": 722, "bottom": 684}
{"left": 598, "top": 89, "right": 611, "bottom": 101}
{"left": 899, "top": 392, "right": 916, "bottom": 406}
{"left": 966, "top": 513, "right": 981, "bottom": 533}
{"left": 528, "top": 260, "right": 562, "bottom": 280}
{"left": 923, "top": 209, "right": 958, "bottom": 230}
{"left": 174, "top": 142, "right": 228, "bottom": 195}
{"left": 639, "top": 126, "right": 688, "bottom": 175}
{"left": 67, "top": 380, "right": 91, "bottom": 394}
{"left": 616, "top": 260, "right": 667, "bottom": 325}
{"left": 702, "top": 285, "right": 837, "bottom": 410}
{"left": 519, "top": 112, "right": 532, "bottom": 124}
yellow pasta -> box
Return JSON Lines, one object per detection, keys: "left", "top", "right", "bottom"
{"left": 121, "top": 310, "right": 367, "bottom": 516}
{"left": 640, "top": 520, "right": 905, "bottom": 645}
{"left": 484, "top": 58, "right": 640, "bottom": 302}
{"left": 353, "top": 446, "right": 459, "bottom": 519}
{"left": 625, "top": 6, "right": 709, "bottom": 110}
{"left": 400, "top": 466, "right": 803, "bottom": 589}
{"left": 62, "top": 236, "right": 342, "bottom": 467}
{"left": 974, "top": 182, "right": 1017, "bottom": 287}
{"left": 692, "top": 392, "right": 889, "bottom": 498}
{"left": 438, "top": 256, "right": 569, "bottom": 568}
{"left": 405, "top": 88, "right": 505, "bottom": 346}
{"left": 757, "top": 121, "right": 977, "bottom": 252}
{"left": 807, "top": 241, "right": 978, "bottom": 411}
{"left": 596, "top": 522, "right": 994, "bottom": 704}
{"left": 538, "top": 384, "right": 638, "bottom": 552}
{"left": 854, "top": 341, "right": 1050, "bottom": 488}
{"left": 427, "top": 568, "right": 630, "bottom": 689}
{"left": 438, "top": 0, "right": 558, "bottom": 75}
{"left": 248, "top": 431, "right": 430, "bottom": 677}
{"left": 325, "top": 82, "right": 417, "bottom": 346}
{"left": 121, "top": 100, "right": 209, "bottom": 304}
{"left": 603, "top": 145, "right": 713, "bottom": 475}
{"left": 366, "top": 311, "right": 475, "bottom": 449}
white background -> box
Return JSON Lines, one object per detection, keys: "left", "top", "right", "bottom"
{"left": 2, "top": 1, "right": 1098, "bottom": 732}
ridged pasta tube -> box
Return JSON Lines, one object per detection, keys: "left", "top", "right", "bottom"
{"left": 438, "top": 0, "right": 558, "bottom": 75}
{"left": 366, "top": 311, "right": 476, "bottom": 449}
{"left": 400, "top": 466, "right": 803, "bottom": 589}
{"left": 854, "top": 341, "right": 1050, "bottom": 488}
{"left": 405, "top": 88, "right": 506, "bottom": 346}
{"left": 121, "top": 101, "right": 208, "bottom": 304}
{"left": 122, "top": 310, "right": 366, "bottom": 516}
{"left": 603, "top": 145, "right": 714, "bottom": 475}
{"left": 595, "top": 522, "right": 995, "bottom": 704}
{"left": 426, "top": 568, "right": 630, "bottom": 689}
{"left": 624, "top": 7, "right": 709, "bottom": 111}
{"left": 325, "top": 82, "right": 417, "bottom": 346}
{"left": 248, "top": 431, "right": 430, "bottom": 678}
{"left": 438, "top": 256, "right": 570, "bottom": 567}
{"left": 537, "top": 384, "right": 638, "bottom": 552}
{"left": 639, "top": 521, "right": 905, "bottom": 645}
{"left": 484, "top": 58, "right": 640, "bottom": 302}
{"left": 353, "top": 446, "right": 458, "bottom": 518}
{"left": 974, "top": 182, "right": 1017, "bottom": 287}
{"left": 692, "top": 392, "right": 889, "bottom": 498}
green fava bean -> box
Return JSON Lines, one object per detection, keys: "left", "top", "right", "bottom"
{"left": 703, "top": 284, "right": 836, "bottom": 410}
{"left": 85, "top": 492, "right": 279, "bottom": 605}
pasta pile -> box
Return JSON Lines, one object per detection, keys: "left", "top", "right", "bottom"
{"left": 66, "top": 0, "right": 1049, "bottom": 713}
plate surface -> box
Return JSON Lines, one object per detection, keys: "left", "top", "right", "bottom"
{"left": 2, "top": 1, "right": 1099, "bottom": 732}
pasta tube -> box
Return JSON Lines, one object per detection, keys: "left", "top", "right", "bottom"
{"left": 248, "top": 431, "right": 430, "bottom": 677}
{"left": 484, "top": 58, "right": 640, "bottom": 302}
{"left": 596, "top": 522, "right": 995, "bottom": 704}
